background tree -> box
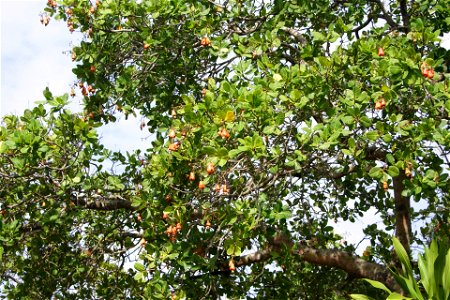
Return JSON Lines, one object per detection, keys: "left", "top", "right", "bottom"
{"left": 1, "top": 0, "right": 450, "bottom": 298}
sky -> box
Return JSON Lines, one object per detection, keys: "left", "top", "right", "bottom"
{"left": 4, "top": 0, "right": 443, "bottom": 255}
{"left": 0, "top": 0, "right": 149, "bottom": 153}
{"left": 1, "top": 1, "right": 76, "bottom": 115}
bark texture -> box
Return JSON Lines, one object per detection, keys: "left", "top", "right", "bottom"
{"left": 393, "top": 172, "right": 412, "bottom": 254}
{"left": 235, "top": 241, "right": 401, "bottom": 292}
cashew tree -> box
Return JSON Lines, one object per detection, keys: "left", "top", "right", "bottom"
{"left": 1, "top": 0, "right": 450, "bottom": 298}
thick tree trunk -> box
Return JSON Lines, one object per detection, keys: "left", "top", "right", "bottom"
{"left": 393, "top": 171, "right": 412, "bottom": 254}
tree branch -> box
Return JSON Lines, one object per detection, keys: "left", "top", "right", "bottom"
{"left": 351, "top": 16, "right": 373, "bottom": 38}
{"left": 20, "top": 223, "right": 42, "bottom": 233}
{"left": 365, "top": 145, "right": 386, "bottom": 161}
{"left": 235, "top": 246, "right": 273, "bottom": 267}
{"left": 234, "top": 244, "right": 401, "bottom": 293}
{"left": 281, "top": 27, "right": 307, "bottom": 47}
{"left": 369, "top": 0, "right": 401, "bottom": 30}
{"left": 71, "top": 193, "right": 133, "bottom": 210}
{"left": 119, "top": 231, "right": 143, "bottom": 239}
{"left": 399, "top": 0, "right": 410, "bottom": 31}
{"left": 281, "top": 26, "right": 308, "bottom": 47}
{"left": 296, "top": 246, "right": 400, "bottom": 292}
{"left": 290, "top": 145, "right": 385, "bottom": 181}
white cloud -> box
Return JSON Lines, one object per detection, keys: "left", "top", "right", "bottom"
{"left": 0, "top": 0, "right": 149, "bottom": 153}
{"left": 1, "top": 1, "right": 77, "bottom": 115}
{"left": 329, "top": 207, "right": 384, "bottom": 253}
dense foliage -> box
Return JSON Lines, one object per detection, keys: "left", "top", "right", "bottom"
{"left": 2, "top": 0, "right": 450, "bottom": 298}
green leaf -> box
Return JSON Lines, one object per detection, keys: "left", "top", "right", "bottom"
{"left": 134, "top": 271, "right": 144, "bottom": 281}
{"left": 387, "top": 166, "right": 400, "bottom": 177}
{"left": 221, "top": 81, "right": 231, "bottom": 93}
{"left": 386, "top": 293, "right": 413, "bottom": 299}
{"left": 418, "top": 240, "right": 438, "bottom": 298}
{"left": 271, "top": 210, "right": 292, "bottom": 220}
{"left": 442, "top": 249, "right": 450, "bottom": 299}
{"left": 383, "top": 134, "right": 392, "bottom": 143}
{"left": 369, "top": 167, "right": 383, "bottom": 179}
{"left": 43, "top": 87, "right": 53, "bottom": 100}
{"left": 226, "top": 244, "right": 241, "bottom": 256}
{"left": 389, "top": 64, "right": 402, "bottom": 75}
{"left": 363, "top": 278, "right": 391, "bottom": 293}
{"left": 418, "top": 255, "right": 432, "bottom": 297}
{"left": 349, "top": 294, "right": 376, "bottom": 300}
{"left": 360, "top": 116, "right": 372, "bottom": 127}
{"left": 11, "top": 157, "right": 25, "bottom": 170}
{"left": 229, "top": 148, "right": 244, "bottom": 158}
{"left": 365, "top": 131, "right": 379, "bottom": 141}
{"left": 312, "top": 31, "right": 326, "bottom": 42}
{"left": 202, "top": 146, "right": 217, "bottom": 155}
{"left": 319, "top": 142, "right": 331, "bottom": 150}
{"left": 391, "top": 239, "right": 424, "bottom": 300}
{"left": 341, "top": 115, "right": 354, "bottom": 125}
{"left": 391, "top": 273, "right": 412, "bottom": 297}
{"left": 392, "top": 237, "right": 412, "bottom": 274}
{"left": 225, "top": 240, "right": 242, "bottom": 256}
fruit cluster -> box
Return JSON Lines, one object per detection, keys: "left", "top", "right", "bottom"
{"left": 214, "top": 183, "right": 229, "bottom": 194}
{"left": 165, "top": 223, "right": 182, "bottom": 242}
{"left": 374, "top": 97, "right": 386, "bottom": 110}
{"left": 200, "top": 36, "right": 211, "bottom": 46}
{"left": 421, "top": 66, "right": 435, "bottom": 79}
{"left": 228, "top": 259, "right": 236, "bottom": 272}
{"left": 167, "top": 128, "right": 183, "bottom": 151}
{"left": 218, "top": 127, "right": 230, "bottom": 139}
{"left": 206, "top": 163, "right": 215, "bottom": 175}
{"left": 205, "top": 220, "right": 211, "bottom": 229}
{"left": 198, "top": 181, "right": 206, "bottom": 189}
{"left": 47, "top": 0, "right": 57, "bottom": 8}
{"left": 40, "top": 15, "right": 51, "bottom": 26}
{"left": 168, "top": 142, "right": 180, "bottom": 151}
{"left": 382, "top": 181, "right": 388, "bottom": 192}
{"left": 77, "top": 82, "right": 96, "bottom": 97}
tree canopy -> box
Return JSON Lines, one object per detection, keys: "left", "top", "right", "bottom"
{"left": 1, "top": 0, "right": 450, "bottom": 298}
